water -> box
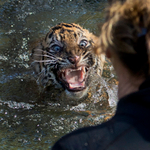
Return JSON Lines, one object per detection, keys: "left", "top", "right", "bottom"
{"left": 0, "top": 0, "right": 118, "bottom": 149}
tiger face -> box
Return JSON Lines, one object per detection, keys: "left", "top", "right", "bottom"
{"left": 31, "top": 23, "right": 105, "bottom": 100}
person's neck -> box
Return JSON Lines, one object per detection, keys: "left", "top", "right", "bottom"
{"left": 112, "top": 57, "right": 145, "bottom": 99}
{"left": 108, "top": 51, "right": 145, "bottom": 100}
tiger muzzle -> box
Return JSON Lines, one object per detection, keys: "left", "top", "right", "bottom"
{"left": 57, "top": 65, "right": 89, "bottom": 92}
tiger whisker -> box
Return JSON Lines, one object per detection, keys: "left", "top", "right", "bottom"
{"left": 36, "top": 69, "right": 45, "bottom": 83}
{"left": 56, "top": 57, "right": 64, "bottom": 61}
{"left": 58, "top": 62, "right": 68, "bottom": 65}
{"left": 81, "top": 58, "right": 89, "bottom": 62}
{"left": 33, "top": 54, "right": 58, "bottom": 60}
{"left": 80, "top": 52, "right": 91, "bottom": 61}
{"left": 33, "top": 49, "right": 57, "bottom": 57}
{"left": 37, "top": 69, "right": 45, "bottom": 75}
{"left": 33, "top": 59, "right": 66, "bottom": 65}
{"left": 45, "top": 63, "right": 56, "bottom": 65}
{"left": 82, "top": 51, "right": 91, "bottom": 57}
{"left": 33, "top": 49, "right": 64, "bottom": 62}
{"left": 83, "top": 54, "right": 90, "bottom": 58}
{"left": 33, "top": 60, "right": 56, "bottom": 63}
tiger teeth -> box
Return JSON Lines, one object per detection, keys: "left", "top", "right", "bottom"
{"left": 83, "top": 67, "right": 85, "bottom": 73}
{"left": 68, "top": 67, "right": 83, "bottom": 72}
{"left": 61, "top": 66, "right": 87, "bottom": 75}
{"left": 78, "top": 67, "right": 82, "bottom": 70}
{"left": 62, "top": 73, "right": 65, "bottom": 79}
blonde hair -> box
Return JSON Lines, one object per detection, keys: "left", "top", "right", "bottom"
{"left": 99, "top": 0, "right": 150, "bottom": 76}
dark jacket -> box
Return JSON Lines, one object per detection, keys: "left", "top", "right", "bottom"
{"left": 52, "top": 79, "right": 150, "bottom": 150}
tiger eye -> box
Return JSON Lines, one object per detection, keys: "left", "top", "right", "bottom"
{"left": 52, "top": 45, "right": 61, "bottom": 51}
{"left": 79, "top": 40, "right": 88, "bottom": 47}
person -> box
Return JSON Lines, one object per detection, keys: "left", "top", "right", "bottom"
{"left": 52, "top": 0, "right": 150, "bottom": 149}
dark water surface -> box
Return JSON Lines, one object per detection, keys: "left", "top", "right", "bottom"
{"left": 0, "top": 0, "right": 118, "bottom": 149}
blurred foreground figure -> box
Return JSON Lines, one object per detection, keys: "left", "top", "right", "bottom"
{"left": 52, "top": 0, "right": 150, "bottom": 149}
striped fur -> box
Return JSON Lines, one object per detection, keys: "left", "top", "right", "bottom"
{"left": 31, "top": 23, "right": 105, "bottom": 99}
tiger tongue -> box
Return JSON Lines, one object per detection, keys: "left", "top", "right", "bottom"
{"left": 65, "top": 67, "right": 85, "bottom": 85}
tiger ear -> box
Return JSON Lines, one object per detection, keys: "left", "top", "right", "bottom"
{"left": 92, "top": 36, "right": 106, "bottom": 76}
{"left": 92, "top": 36, "right": 103, "bottom": 55}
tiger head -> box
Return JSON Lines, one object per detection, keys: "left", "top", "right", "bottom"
{"left": 31, "top": 23, "right": 105, "bottom": 100}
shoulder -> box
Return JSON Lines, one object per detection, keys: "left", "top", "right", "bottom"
{"left": 51, "top": 117, "right": 133, "bottom": 150}
{"left": 52, "top": 123, "right": 108, "bottom": 150}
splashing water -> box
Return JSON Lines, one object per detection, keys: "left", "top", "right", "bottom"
{"left": 0, "top": 0, "right": 118, "bottom": 149}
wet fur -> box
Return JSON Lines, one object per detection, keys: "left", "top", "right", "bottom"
{"left": 31, "top": 23, "right": 105, "bottom": 100}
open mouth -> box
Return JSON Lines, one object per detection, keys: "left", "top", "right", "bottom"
{"left": 58, "top": 66, "right": 89, "bottom": 92}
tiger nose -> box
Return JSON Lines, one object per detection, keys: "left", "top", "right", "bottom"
{"left": 68, "top": 56, "right": 80, "bottom": 64}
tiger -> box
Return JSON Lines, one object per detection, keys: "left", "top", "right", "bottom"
{"left": 31, "top": 23, "right": 105, "bottom": 103}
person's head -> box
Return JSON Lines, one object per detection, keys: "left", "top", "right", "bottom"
{"left": 98, "top": 0, "right": 150, "bottom": 79}
{"left": 107, "top": 0, "right": 126, "bottom": 5}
